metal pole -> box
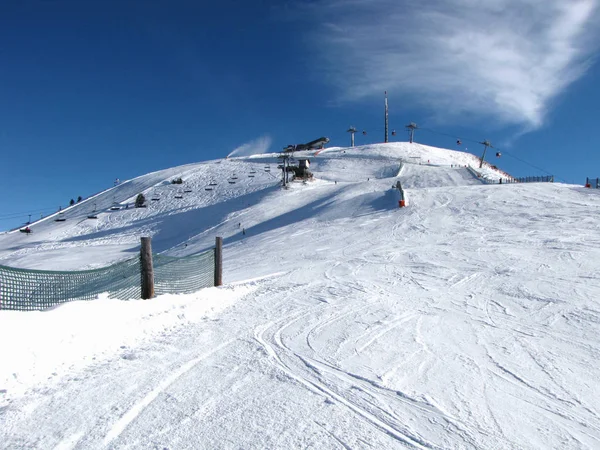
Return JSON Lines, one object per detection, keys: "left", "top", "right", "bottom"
{"left": 479, "top": 145, "right": 487, "bottom": 168}
{"left": 214, "top": 236, "right": 222, "bottom": 286}
{"left": 384, "top": 91, "right": 389, "bottom": 143}
{"left": 140, "top": 237, "right": 154, "bottom": 299}
{"left": 347, "top": 127, "right": 357, "bottom": 147}
{"left": 479, "top": 141, "right": 492, "bottom": 168}
{"left": 406, "top": 123, "right": 417, "bottom": 144}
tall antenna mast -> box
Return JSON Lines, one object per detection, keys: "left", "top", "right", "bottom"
{"left": 347, "top": 126, "right": 357, "bottom": 147}
{"left": 479, "top": 140, "right": 493, "bottom": 168}
{"left": 405, "top": 122, "right": 418, "bottom": 144}
{"left": 384, "top": 91, "right": 389, "bottom": 143}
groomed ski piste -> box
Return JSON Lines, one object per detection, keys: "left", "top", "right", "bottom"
{"left": 1, "top": 142, "right": 600, "bottom": 449}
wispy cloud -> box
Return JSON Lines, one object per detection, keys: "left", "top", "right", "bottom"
{"left": 227, "top": 135, "right": 273, "bottom": 158}
{"left": 302, "top": 0, "right": 599, "bottom": 129}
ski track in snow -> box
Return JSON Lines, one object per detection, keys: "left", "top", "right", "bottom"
{"left": 102, "top": 339, "right": 234, "bottom": 446}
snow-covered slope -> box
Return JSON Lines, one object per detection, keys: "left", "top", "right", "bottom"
{"left": 2, "top": 142, "right": 600, "bottom": 449}
{"left": 0, "top": 142, "right": 496, "bottom": 269}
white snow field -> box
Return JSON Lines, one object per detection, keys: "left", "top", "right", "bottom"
{"left": 1, "top": 142, "right": 600, "bottom": 449}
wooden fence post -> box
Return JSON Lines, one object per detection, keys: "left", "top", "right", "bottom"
{"left": 215, "top": 236, "right": 223, "bottom": 286}
{"left": 140, "top": 237, "right": 154, "bottom": 299}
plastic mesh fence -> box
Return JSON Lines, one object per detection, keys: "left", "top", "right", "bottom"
{"left": 0, "top": 257, "right": 141, "bottom": 311}
{"left": 154, "top": 249, "right": 215, "bottom": 296}
{"left": 0, "top": 248, "right": 216, "bottom": 311}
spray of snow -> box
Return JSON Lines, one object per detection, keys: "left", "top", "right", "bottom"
{"left": 227, "top": 135, "right": 272, "bottom": 158}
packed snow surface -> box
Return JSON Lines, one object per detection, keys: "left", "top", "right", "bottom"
{"left": 1, "top": 142, "right": 599, "bottom": 449}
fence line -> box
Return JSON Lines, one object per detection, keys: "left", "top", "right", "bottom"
{"left": 512, "top": 175, "right": 554, "bottom": 184}
{"left": 467, "top": 166, "right": 553, "bottom": 185}
{"left": 0, "top": 257, "right": 141, "bottom": 311}
{"left": 154, "top": 251, "right": 215, "bottom": 296}
{"left": 0, "top": 239, "right": 220, "bottom": 311}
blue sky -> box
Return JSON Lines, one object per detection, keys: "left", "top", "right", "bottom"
{"left": 1, "top": 0, "right": 599, "bottom": 230}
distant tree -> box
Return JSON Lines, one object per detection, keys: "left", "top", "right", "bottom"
{"left": 77, "top": 196, "right": 82, "bottom": 203}
{"left": 135, "top": 193, "right": 146, "bottom": 208}
{"left": 69, "top": 199, "right": 75, "bottom": 206}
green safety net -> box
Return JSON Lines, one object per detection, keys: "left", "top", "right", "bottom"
{"left": 154, "top": 250, "right": 215, "bottom": 296}
{"left": 0, "top": 257, "right": 141, "bottom": 311}
{"left": 0, "top": 248, "right": 215, "bottom": 311}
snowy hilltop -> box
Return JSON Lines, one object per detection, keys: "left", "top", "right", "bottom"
{"left": 2, "top": 142, "right": 600, "bottom": 449}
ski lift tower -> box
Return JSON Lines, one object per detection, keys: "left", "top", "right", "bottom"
{"left": 384, "top": 91, "right": 389, "bottom": 143}
{"left": 347, "top": 126, "right": 357, "bottom": 147}
{"left": 479, "top": 140, "right": 493, "bottom": 168}
{"left": 405, "top": 122, "right": 418, "bottom": 143}
{"left": 278, "top": 151, "right": 292, "bottom": 188}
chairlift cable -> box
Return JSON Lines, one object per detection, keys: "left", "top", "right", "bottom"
{"left": 419, "top": 126, "right": 565, "bottom": 181}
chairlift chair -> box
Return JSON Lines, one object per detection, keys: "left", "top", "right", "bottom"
{"left": 87, "top": 203, "right": 98, "bottom": 219}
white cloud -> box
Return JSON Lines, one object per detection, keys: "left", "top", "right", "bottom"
{"left": 227, "top": 135, "right": 273, "bottom": 158}
{"left": 304, "top": 0, "right": 599, "bottom": 129}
